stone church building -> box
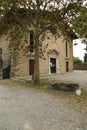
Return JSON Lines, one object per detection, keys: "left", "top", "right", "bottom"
{"left": 0, "top": 31, "right": 76, "bottom": 79}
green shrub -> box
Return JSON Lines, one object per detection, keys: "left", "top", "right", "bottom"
{"left": 73, "top": 57, "right": 82, "bottom": 64}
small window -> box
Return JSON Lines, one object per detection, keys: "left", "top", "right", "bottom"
{"left": 66, "top": 42, "right": 69, "bottom": 57}
{"left": 0, "top": 48, "right": 3, "bottom": 69}
{"left": 66, "top": 61, "right": 69, "bottom": 72}
{"left": 30, "top": 31, "right": 34, "bottom": 52}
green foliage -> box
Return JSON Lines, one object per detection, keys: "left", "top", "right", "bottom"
{"left": 72, "top": 5, "right": 87, "bottom": 38}
{"left": 0, "top": 0, "right": 83, "bottom": 54}
{"left": 73, "top": 57, "right": 82, "bottom": 64}
{"left": 0, "top": 0, "right": 83, "bottom": 39}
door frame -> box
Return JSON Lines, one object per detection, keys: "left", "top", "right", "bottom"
{"left": 66, "top": 61, "right": 69, "bottom": 72}
{"left": 29, "top": 59, "right": 35, "bottom": 75}
{"left": 50, "top": 58, "right": 56, "bottom": 73}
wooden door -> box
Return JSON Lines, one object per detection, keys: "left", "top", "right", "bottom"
{"left": 50, "top": 58, "right": 56, "bottom": 73}
{"left": 29, "top": 59, "right": 34, "bottom": 75}
{"left": 66, "top": 61, "right": 69, "bottom": 72}
{"left": 3, "top": 65, "right": 11, "bottom": 79}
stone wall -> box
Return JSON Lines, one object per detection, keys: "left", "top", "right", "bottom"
{"left": 74, "top": 63, "right": 87, "bottom": 70}
{"left": 0, "top": 35, "right": 10, "bottom": 79}
{"left": 0, "top": 33, "right": 74, "bottom": 77}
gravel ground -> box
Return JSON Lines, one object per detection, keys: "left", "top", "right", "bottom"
{"left": 0, "top": 84, "right": 87, "bottom": 130}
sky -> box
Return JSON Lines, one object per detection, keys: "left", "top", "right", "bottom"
{"left": 73, "top": 39, "right": 86, "bottom": 61}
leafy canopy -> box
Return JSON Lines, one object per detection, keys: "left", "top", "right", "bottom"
{"left": 72, "top": 4, "right": 87, "bottom": 38}
{"left": 0, "top": 0, "right": 83, "bottom": 39}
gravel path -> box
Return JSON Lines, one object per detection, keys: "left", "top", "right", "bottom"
{"left": 0, "top": 85, "right": 87, "bottom": 130}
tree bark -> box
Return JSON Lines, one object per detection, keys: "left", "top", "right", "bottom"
{"left": 33, "top": 0, "right": 40, "bottom": 84}
{"left": 33, "top": 29, "right": 40, "bottom": 84}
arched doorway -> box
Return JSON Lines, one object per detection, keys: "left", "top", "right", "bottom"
{"left": 48, "top": 49, "right": 59, "bottom": 74}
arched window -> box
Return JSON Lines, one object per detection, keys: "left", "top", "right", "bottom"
{"left": 66, "top": 41, "right": 69, "bottom": 57}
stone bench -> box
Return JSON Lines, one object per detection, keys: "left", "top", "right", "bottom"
{"left": 51, "top": 81, "right": 79, "bottom": 91}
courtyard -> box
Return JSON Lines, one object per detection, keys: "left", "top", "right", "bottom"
{"left": 0, "top": 73, "right": 87, "bottom": 130}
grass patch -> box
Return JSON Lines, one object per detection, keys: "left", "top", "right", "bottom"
{"left": 0, "top": 79, "right": 29, "bottom": 87}
{"left": 49, "top": 88, "right": 87, "bottom": 105}
{"left": 0, "top": 79, "right": 50, "bottom": 89}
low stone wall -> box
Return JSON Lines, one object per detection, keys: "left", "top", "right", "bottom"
{"left": 74, "top": 63, "right": 87, "bottom": 70}
{"left": 51, "top": 81, "right": 79, "bottom": 91}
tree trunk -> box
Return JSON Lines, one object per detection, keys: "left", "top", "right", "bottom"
{"left": 32, "top": 1, "right": 40, "bottom": 84}
{"left": 33, "top": 30, "right": 40, "bottom": 84}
